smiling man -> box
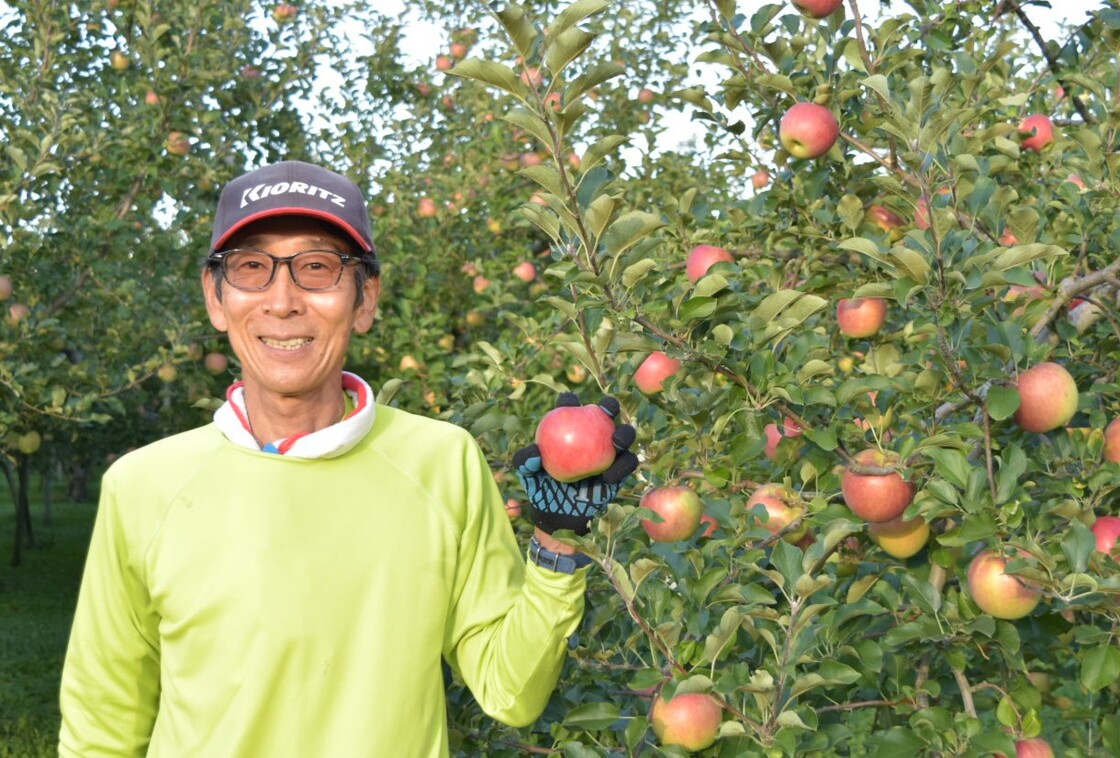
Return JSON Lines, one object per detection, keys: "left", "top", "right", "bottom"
{"left": 58, "top": 161, "right": 637, "bottom": 756}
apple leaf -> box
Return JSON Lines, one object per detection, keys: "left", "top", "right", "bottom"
{"left": 621, "top": 258, "right": 658, "bottom": 287}
{"left": 447, "top": 59, "right": 525, "bottom": 99}
{"left": 585, "top": 193, "right": 621, "bottom": 243}
{"left": 519, "top": 165, "right": 564, "bottom": 196}
{"left": 545, "top": 27, "right": 597, "bottom": 78}
{"left": 552, "top": 0, "right": 610, "bottom": 37}
{"left": 994, "top": 444, "right": 1027, "bottom": 505}
{"left": 374, "top": 378, "right": 403, "bottom": 405}
{"left": 495, "top": 5, "right": 538, "bottom": 61}
{"left": 937, "top": 513, "right": 997, "bottom": 546}
{"left": 922, "top": 446, "right": 971, "bottom": 489}
{"left": 1081, "top": 645, "right": 1120, "bottom": 693}
{"left": 502, "top": 107, "right": 554, "bottom": 147}
{"left": 562, "top": 702, "right": 621, "bottom": 731}
{"left": 754, "top": 73, "right": 796, "bottom": 97}
{"left": 986, "top": 385, "right": 1020, "bottom": 421}
{"left": 1062, "top": 518, "right": 1097, "bottom": 573}
{"left": 861, "top": 74, "right": 891, "bottom": 105}
{"left": 868, "top": 726, "right": 927, "bottom": 757}
{"left": 579, "top": 134, "right": 627, "bottom": 176}
{"left": 567, "top": 60, "right": 626, "bottom": 102}
{"left": 602, "top": 210, "right": 665, "bottom": 257}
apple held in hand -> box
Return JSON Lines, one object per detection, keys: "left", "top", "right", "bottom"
{"left": 1013, "top": 362, "right": 1078, "bottom": 433}
{"left": 1018, "top": 114, "right": 1054, "bottom": 153}
{"left": 779, "top": 102, "right": 839, "bottom": 159}
{"left": 868, "top": 515, "right": 930, "bottom": 559}
{"left": 1091, "top": 515, "right": 1120, "bottom": 556}
{"left": 640, "top": 485, "right": 703, "bottom": 542}
{"left": 837, "top": 297, "right": 887, "bottom": 338}
{"left": 746, "top": 484, "right": 807, "bottom": 543}
{"left": 650, "top": 691, "right": 722, "bottom": 752}
{"left": 791, "top": 0, "right": 843, "bottom": 18}
{"left": 634, "top": 351, "right": 682, "bottom": 394}
{"left": 535, "top": 403, "right": 617, "bottom": 483}
{"left": 685, "top": 244, "right": 734, "bottom": 283}
{"left": 967, "top": 548, "right": 1042, "bottom": 620}
{"left": 841, "top": 449, "right": 916, "bottom": 523}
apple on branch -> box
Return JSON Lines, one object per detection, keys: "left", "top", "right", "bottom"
{"left": 841, "top": 449, "right": 916, "bottom": 523}
{"left": 649, "top": 690, "right": 722, "bottom": 752}
{"left": 640, "top": 485, "right": 703, "bottom": 542}
{"left": 779, "top": 102, "right": 839, "bottom": 159}
{"left": 746, "top": 483, "right": 808, "bottom": 543}
{"left": 868, "top": 515, "right": 930, "bottom": 559}
{"left": 1013, "top": 362, "right": 1078, "bottom": 433}
{"left": 837, "top": 297, "right": 887, "bottom": 338}
{"left": 791, "top": 0, "right": 843, "bottom": 18}
{"left": 1018, "top": 114, "right": 1054, "bottom": 153}
{"left": 967, "top": 548, "right": 1042, "bottom": 620}
{"left": 634, "top": 351, "right": 681, "bottom": 394}
{"left": 1091, "top": 515, "right": 1120, "bottom": 556}
{"left": 685, "top": 244, "right": 733, "bottom": 283}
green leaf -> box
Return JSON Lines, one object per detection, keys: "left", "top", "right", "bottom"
{"left": 552, "top": 0, "right": 610, "bottom": 35}
{"left": 922, "top": 447, "right": 971, "bottom": 489}
{"left": 991, "top": 244, "right": 1068, "bottom": 271}
{"left": 680, "top": 296, "right": 717, "bottom": 321}
{"left": 869, "top": 726, "right": 927, "bottom": 756}
{"left": 545, "top": 27, "right": 597, "bottom": 77}
{"left": 519, "top": 165, "right": 564, "bottom": 196}
{"left": 562, "top": 701, "right": 621, "bottom": 730}
{"left": 622, "top": 258, "right": 658, "bottom": 287}
{"left": 496, "top": 5, "right": 538, "bottom": 60}
{"left": 602, "top": 211, "right": 665, "bottom": 257}
{"left": 448, "top": 59, "right": 525, "bottom": 99}
{"left": 1081, "top": 645, "right": 1120, "bottom": 693}
{"left": 994, "top": 444, "right": 1027, "bottom": 505}
{"left": 755, "top": 73, "right": 796, "bottom": 96}
{"left": 862, "top": 73, "right": 891, "bottom": 104}
{"left": 566, "top": 61, "right": 626, "bottom": 102}
{"left": 987, "top": 385, "right": 1020, "bottom": 421}
{"left": 580, "top": 134, "right": 627, "bottom": 175}
{"left": 1062, "top": 519, "right": 1097, "bottom": 573}
{"left": 503, "top": 107, "right": 554, "bottom": 147}
{"left": 376, "top": 378, "right": 403, "bottom": 405}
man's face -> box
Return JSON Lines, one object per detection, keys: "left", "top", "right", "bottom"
{"left": 202, "top": 217, "right": 379, "bottom": 406}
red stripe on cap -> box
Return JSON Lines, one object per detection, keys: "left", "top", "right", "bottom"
{"left": 212, "top": 207, "right": 372, "bottom": 252}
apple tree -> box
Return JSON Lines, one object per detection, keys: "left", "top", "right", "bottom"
{"left": 434, "top": 0, "right": 1120, "bottom": 755}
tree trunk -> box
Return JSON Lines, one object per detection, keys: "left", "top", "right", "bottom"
{"left": 42, "top": 458, "right": 54, "bottom": 525}
{"left": 11, "top": 454, "right": 34, "bottom": 567}
{"left": 1, "top": 456, "right": 15, "bottom": 509}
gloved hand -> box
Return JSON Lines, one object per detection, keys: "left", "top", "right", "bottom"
{"left": 513, "top": 393, "right": 639, "bottom": 535}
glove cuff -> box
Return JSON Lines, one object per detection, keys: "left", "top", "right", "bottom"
{"left": 530, "top": 508, "right": 593, "bottom": 536}
{"left": 528, "top": 537, "right": 593, "bottom": 573}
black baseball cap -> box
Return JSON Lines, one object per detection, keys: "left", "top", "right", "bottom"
{"left": 209, "top": 161, "right": 374, "bottom": 254}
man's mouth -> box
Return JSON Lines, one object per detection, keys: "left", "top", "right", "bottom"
{"left": 260, "top": 337, "right": 312, "bottom": 350}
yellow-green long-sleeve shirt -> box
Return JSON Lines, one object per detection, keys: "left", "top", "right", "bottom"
{"left": 60, "top": 403, "right": 586, "bottom": 756}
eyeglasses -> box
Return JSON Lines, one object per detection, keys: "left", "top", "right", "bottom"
{"left": 208, "top": 249, "right": 360, "bottom": 291}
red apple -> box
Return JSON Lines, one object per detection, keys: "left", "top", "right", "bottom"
{"left": 472, "top": 275, "right": 490, "bottom": 294}
{"left": 779, "top": 102, "right": 839, "bottom": 159}
{"left": 791, "top": 0, "right": 843, "bottom": 18}
{"left": 640, "top": 486, "right": 703, "bottom": 542}
{"left": 763, "top": 423, "right": 783, "bottom": 460}
{"left": 867, "top": 204, "right": 904, "bottom": 232}
{"left": 203, "top": 352, "right": 228, "bottom": 375}
{"left": 450, "top": 42, "right": 469, "bottom": 59}
{"left": 1091, "top": 515, "right": 1120, "bottom": 556}
{"left": 520, "top": 66, "right": 543, "bottom": 88}
{"left": 637, "top": 87, "right": 655, "bottom": 104}
{"left": 271, "top": 3, "right": 298, "bottom": 23}
{"left": 967, "top": 548, "right": 1042, "bottom": 620}
{"left": 144, "top": 89, "right": 161, "bottom": 106}
{"left": 1013, "top": 738, "right": 1055, "bottom": 758}
{"left": 841, "top": 449, "right": 916, "bottom": 523}
{"left": 837, "top": 297, "right": 887, "bottom": 338}
{"left": 868, "top": 515, "right": 930, "bottom": 559}
{"left": 1104, "top": 418, "right": 1120, "bottom": 463}
{"left": 1013, "top": 362, "right": 1078, "bottom": 433}
{"left": 7, "top": 303, "right": 31, "bottom": 324}
{"left": 751, "top": 169, "right": 770, "bottom": 190}
{"left": 1019, "top": 114, "right": 1054, "bottom": 153}
{"left": 417, "top": 197, "right": 438, "bottom": 218}
{"left": 504, "top": 498, "right": 522, "bottom": 519}
{"left": 165, "top": 131, "right": 190, "bottom": 156}
{"left": 0, "top": 275, "right": 12, "bottom": 300}
{"left": 685, "top": 244, "right": 734, "bottom": 283}
{"left": 535, "top": 404, "right": 617, "bottom": 483}
{"left": 650, "top": 691, "right": 721, "bottom": 751}
{"left": 512, "top": 261, "right": 537, "bottom": 282}
{"left": 634, "top": 351, "right": 682, "bottom": 394}
{"left": 746, "top": 484, "right": 807, "bottom": 543}
{"left": 436, "top": 55, "right": 454, "bottom": 71}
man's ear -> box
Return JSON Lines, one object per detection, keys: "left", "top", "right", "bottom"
{"left": 202, "top": 269, "right": 229, "bottom": 332}
{"left": 353, "top": 275, "right": 380, "bottom": 334}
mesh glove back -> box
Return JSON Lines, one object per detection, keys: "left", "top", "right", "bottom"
{"left": 514, "top": 394, "right": 638, "bottom": 535}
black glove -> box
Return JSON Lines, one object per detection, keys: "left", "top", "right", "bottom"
{"left": 514, "top": 393, "right": 639, "bottom": 535}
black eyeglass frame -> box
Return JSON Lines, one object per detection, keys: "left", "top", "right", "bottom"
{"left": 207, "top": 248, "right": 362, "bottom": 292}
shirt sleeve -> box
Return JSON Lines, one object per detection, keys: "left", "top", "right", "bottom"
{"left": 441, "top": 439, "right": 587, "bottom": 727}
{"left": 59, "top": 469, "right": 162, "bottom": 757}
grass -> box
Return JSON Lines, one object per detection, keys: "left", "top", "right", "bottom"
{"left": 0, "top": 489, "right": 96, "bottom": 758}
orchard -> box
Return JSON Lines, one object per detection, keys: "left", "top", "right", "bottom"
{"left": 3, "top": 0, "right": 1120, "bottom": 756}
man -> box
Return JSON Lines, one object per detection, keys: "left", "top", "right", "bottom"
{"left": 59, "top": 160, "right": 637, "bottom": 756}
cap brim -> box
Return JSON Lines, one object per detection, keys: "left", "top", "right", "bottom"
{"left": 210, "top": 206, "right": 373, "bottom": 253}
